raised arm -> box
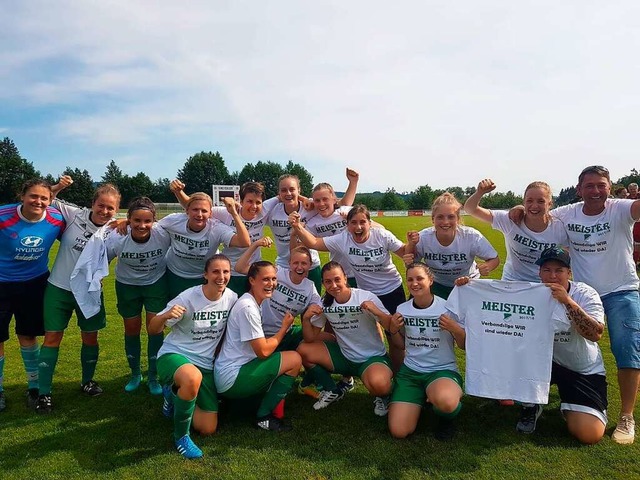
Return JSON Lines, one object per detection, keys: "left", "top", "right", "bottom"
{"left": 301, "top": 304, "right": 324, "bottom": 342}
{"left": 440, "top": 313, "right": 466, "bottom": 349}
{"left": 477, "top": 256, "right": 500, "bottom": 276}
{"left": 235, "top": 237, "right": 272, "bottom": 275}
{"left": 250, "top": 312, "right": 295, "bottom": 358}
{"left": 463, "top": 179, "right": 496, "bottom": 224}
{"left": 224, "top": 197, "right": 251, "bottom": 247}
{"left": 547, "top": 283, "right": 604, "bottom": 342}
{"left": 51, "top": 175, "right": 74, "bottom": 198}
{"left": 338, "top": 168, "right": 359, "bottom": 206}
{"left": 169, "top": 179, "right": 190, "bottom": 209}
{"left": 288, "top": 212, "right": 329, "bottom": 251}
{"left": 148, "top": 304, "right": 185, "bottom": 335}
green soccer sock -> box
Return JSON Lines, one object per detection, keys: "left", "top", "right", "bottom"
{"left": 20, "top": 343, "right": 40, "bottom": 390}
{"left": 173, "top": 392, "right": 196, "bottom": 439}
{"left": 147, "top": 333, "right": 164, "bottom": 380}
{"left": 257, "top": 374, "right": 296, "bottom": 418}
{"left": 306, "top": 365, "right": 337, "bottom": 392}
{"left": 0, "top": 355, "right": 5, "bottom": 392}
{"left": 81, "top": 344, "right": 99, "bottom": 385}
{"left": 37, "top": 346, "right": 60, "bottom": 395}
{"left": 124, "top": 335, "right": 141, "bottom": 376}
{"left": 433, "top": 402, "right": 462, "bottom": 419}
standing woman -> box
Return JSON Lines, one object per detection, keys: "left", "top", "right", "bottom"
{"left": 290, "top": 204, "right": 415, "bottom": 372}
{"left": 36, "top": 176, "right": 120, "bottom": 413}
{"left": 106, "top": 197, "right": 171, "bottom": 394}
{"left": 297, "top": 262, "right": 398, "bottom": 415}
{"left": 387, "top": 263, "right": 465, "bottom": 441}
{"left": 0, "top": 179, "right": 65, "bottom": 411}
{"left": 151, "top": 254, "right": 238, "bottom": 459}
{"left": 159, "top": 192, "right": 250, "bottom": 299}
{"left": 214, "top": 261, "right": 302, "bottom": 432}
{"left": 464, "top": 179, "right": 567, "bottom": 282}
{"left": 407, "top": 192, "right": 499, "bottom": 299}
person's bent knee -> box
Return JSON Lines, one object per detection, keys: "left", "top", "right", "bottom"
{"left": 432, "top": 396, "right": 460, "bottom": 415}
{"left": 568, "top": 421, "right": 605, "bottom": 445}
{"left": 43, "top": 331, "right": 64, "bottom": 347}
{"left": 389, "top": 421, "right": 416, "bottom": 439}
{"left": 195, "top": 421, "right": 218, "bottom": 436}
{"left": 81, "top": 331, "right": 98, "bottom": 346}
{"left": 367, "top": 377, "right": 392, "bottom": 396}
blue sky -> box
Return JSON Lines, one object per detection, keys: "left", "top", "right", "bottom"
{"left": 2, "top": 1, "right": 640, "bottom": 196}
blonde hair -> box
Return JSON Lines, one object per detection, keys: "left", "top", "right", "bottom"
{"left": 431, "top": 192, "right": 462, "bottom": 220}
{"left": 93, "top": 183, "right": 121, "bottom": 206}
{"left": 186, "top": 192, "right": 213, "bottom": 209}
{"left": 524, "top": 181, "right": 553, "bottom": 223}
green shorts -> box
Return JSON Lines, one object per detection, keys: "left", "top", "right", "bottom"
{"left": 391, "top": 364, "right": 463, "bottom": 406}
{"left": 116, "top": 275, "right": 168, "bottom": 319}
{"left": 324, "top": 341, "right": 392, "bottom": 378}
{"left": 227, "top": 275, "right": 249, "bottom": 296}
{"left": 166, "top": 270, "right": 204, "bottom": 299}
{"left": 431, "top": 282, "right": 454, "bottom": 300}
{"left": 308, "top": 266, "right": 322, "bottom": 295}
{"left": 276, "top": 325, "right": 303, "bottom": 352}
{"left": 157, "top": 353, "right": 218, "bottom": 412}
{"left": 222, "top": 353, "right": 282, "bottom": 399}
{"left": 43, "top": 283, "right": 106, "bottom": 332}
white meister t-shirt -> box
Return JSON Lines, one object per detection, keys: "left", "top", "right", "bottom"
{"left": 159, "top": 213, "right": 236, "bottom": 279}
{"left": 553, "top": 281, "right": 606, "bottom": 376}
{"left": 305, "top": 206, "right": 355, "bottom": 278}
{"left": 397, "top": 297, "right": 458, "bottom": 373}
{"left": 415, "top": 226, "right": 498, "bottom": 287}
{"left": 492, "top": 210, "right": 568, "bottom": 282}
{"left": 311, "top": 288, "right": 389, "bottom": 363}
{"left": 323, "top": 229, "right": 403, "bottom": 295}
{"left": 49, "top": 200, "right": 105, "bottom": 291}
{"left": 551, "top": 200, "right": 639, "bottom": 295}
{"left": 214, "top": 293, "right": 266, "bottom": 393}
{"left": 157, "top": 286, "right": 238, "bottom": 370}
{"left": 445, "top": 279, "right": 568, "bottom": 404}
{"left": 105, "top": 225, "right": 171, "bottom": 285}
{"left": 261, "top": 268, "right": 322, "bottom": 336}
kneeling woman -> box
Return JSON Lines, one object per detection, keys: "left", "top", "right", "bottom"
{"left": 387, "top": 263, "right": 466, "bottom": 440}
{"left": 214, "top": 261, "right": 302, "bottom": 432}
{"left": 298, "top": 262, "right": 398, "bottom": 416}
{"left": 151, "top": 255, "right": 238, "bottom": 459}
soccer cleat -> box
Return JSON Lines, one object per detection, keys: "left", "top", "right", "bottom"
{"left": 148, "top": 378, "right": 162, "bottom": 396}
{"left": 124, "top": 374, "right": 142, "bottom": 392}
{"left": 313, "top": 389, "right": 344, "bottom": 410}
{"left": 174, "top": 434, "right": 203, "bottom": 459}
{"left": 0, "top": 391, "right": 6, "bottom": 412}
{"left": 80, "top": 380, "right": 104, "bottom": 397}
{"left": 298, "top": 383, "right": 322, "bottom": 400}
{"left": 35, "top": 394, "right": 53, "bottom": 414}
{"left": 373, "top": 396, "right": 390, "bottom": 417}
{"left": 336, "top": 377, "right": 355, "bottom": 393}
{"left": 26, "top": 388, "right": 39, "bottom": 410}
{"left": 255, "top": 414, "right": 292, "bottom": 432}
{"left": 435, "top": 417, "right": 456, "bottom": 441}
{"left": 612, "top": 414, "right": 635, "bottom": 445}
{"left": 516, "top": 404, "right": 543, "bottom": 434}
{"left": 162, "top": 385, "right": 174, "bottom": 418}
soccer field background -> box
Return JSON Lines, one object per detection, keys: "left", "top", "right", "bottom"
{"left": 0, "top": 216, "right": 637, "bottom": 479}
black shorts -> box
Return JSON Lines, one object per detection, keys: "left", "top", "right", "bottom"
{"left": 0, "top": 272, "right": 49, "bottom": 342}
{"left": 551, "top": 361, "right": 608, "bottom": 424}
{"left": 377, "top": 284, "right": 406, "bottom": 315}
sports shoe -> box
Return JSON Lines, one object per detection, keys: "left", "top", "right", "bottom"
{"left": 435, "top": 417, "right": 456, "bottom": 441}
{"left": 373, "top": 396, "right": 390, "bottom": 417}
{"left": 0, "top": 391, "right": 6, "bottom": 412}
{"left": 313, "top": 389, "right": 344, "bottom": 410}
{"left": 174, "top": 434, "right": 203, "bottom": 459}
{"left": 148, "top": 378, "right": 162, "bottom": 396}
{"left": 80, "top": 380, "right": 103, "bottom": 397}
{"left": 124, "top": 374, "right": 142, "bottom": 392}
{"left": 255, "top": 414, "right": 292, "bottom": 432}
{"left": 337, "top": 377, "right": 355, "bottom": 393}
{"left": 516, "top": 404, "right": 543, "bottom": 434}
{"left": 162, "top": 385, "right": 174, "bottom": 418}
{"left": 298, "top": 383, "right": 322, "bottom": 400}
{"left": 35, "top": 394, "right": 53, "bottom": 414}
{"left": 26, "top": 388, "right": 39, "bottom": 410}
{"left": 612, "top": 414, "right": 635, "bottom": 445}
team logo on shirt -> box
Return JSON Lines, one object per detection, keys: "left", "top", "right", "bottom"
{"left": 21, "top": 236, "right": 44, "bottom": 247}
{"left": 481, "top": 301, "right": 534, "bottom": 316}
{"left": 513, "top": 234, "right": 555, "bottom": 252}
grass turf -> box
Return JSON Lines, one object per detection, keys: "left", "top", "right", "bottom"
{"left": 0, "top": 216, "right": 638, "bottom": 479}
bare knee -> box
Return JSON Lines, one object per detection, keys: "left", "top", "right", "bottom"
{"left": 367, "top": 377, "right": 392, "bottom": 396}
{"left": 568, "top": 422, "right": 605, "bottom": 445}
{"left": 194, "top": 421, "right": 218, "bottom": 437}
{"left": 43, "top": 331, "right": 64, "bottom": 347}
{"left": 432, "top": 396, "right": 460, "bottom": 415}
{"left": 389, "top": 423, "right": 415, "bottom": 439}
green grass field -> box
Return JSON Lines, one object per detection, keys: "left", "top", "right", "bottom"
{"left": 0, "top": 216, "right": 638, "bottom": 480}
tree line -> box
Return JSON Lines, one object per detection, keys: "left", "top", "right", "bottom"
{"left": 1, "top": 137, "right": 638, "bottom": 210}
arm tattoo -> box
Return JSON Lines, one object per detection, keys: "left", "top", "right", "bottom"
{"left": 565, "top": 303, "right": 603, "bottom": 340}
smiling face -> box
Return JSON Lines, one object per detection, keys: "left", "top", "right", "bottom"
{"left": 347, "top": 212, "right": 371, "bottom": 243}
{"left": 538, "top": 260, "right": 571, "bottom": 289}
{"left": 91, "top": 193, "right": 119, "bottom": 226}
{"left": 432, "top": 203, "right": 459, "bottom": 236}
{"left": 313, "top": 186, "right": 337, "bottom": 218}
{"left": 203, "top": 258, "right": 231, "bottom": 294}
{"left": 406, "top": 265, "right": 434, "bottom": 300}
{"left": 249, "top": 265, "right": 278, "bottom": 304}
{"left": 289, "top": 250, "right": 311, "bottom": 280}
{"left": 523, "top": 186, "right": 552, "bottom": 220}
{"left": 20, "top": 185, "right": 52, "bottom": 221}
{"left": 187, "top": 199, "right": 211, "bottom": 231}
{"left": 128, "top": 209, "right": 154, "bottom": 242}
{"left": 577, "top": 173, "right": 610, "bottom": 213}
{"left": 241, "top": 192, "right": 263, "bottom": 220}
{"left": 278, "top": 177, "right": 299, "bottom": 209}
{"left": 322, "top": 265, "right": 349, "bottom": 301}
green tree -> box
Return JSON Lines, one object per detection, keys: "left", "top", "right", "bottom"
{"left": 177, "top": 151, "right": 231, "bottom": 194}
{"left": 354, "top": 193, "right": 380, "bottom": 210}
{"left": 379, "top": 188, "right": 407, "bottom": 210}
{"left": 56, "top": 167, "right": 95, "bottom": 207}
{"left": 0, "top": 137, "right": 40, "bottom": 203}
{"left": 101, "top": 160, "right": 124, "bottom": 186}
{"left": 284, "top": 160, "right": 314, "bottom": 196}
{"left": 616, "top": 168, "right": 640, "bottom": 188}
{"left": 237, "top": 161, "right": 285, "bottom": 198}
{"left": 556, "top": 186, "right": 578, "bottom": 206}
{"left": 120, "top": 172, "right": 154, "bottom": 207}
{"left": 407, "top": 185, "right": 434, "bottom": 210}
{"left": 151, "top": 178, "right": 175, "bottom": 203}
